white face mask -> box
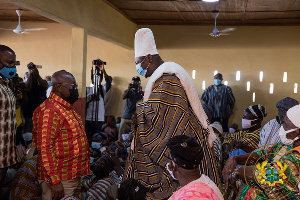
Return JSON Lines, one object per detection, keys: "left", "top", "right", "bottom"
{"left": 166, "top": 162, "right": 177, "bottom": 180}
{"left": 279, "top": 126, "right": 300, "bottom": 145}
{"left": 229, "top": 128, "right": 236, "bottom": 133}
{"left": 242, "top": 119, "right": 257, "bottom": 129}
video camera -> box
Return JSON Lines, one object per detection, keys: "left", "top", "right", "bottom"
{"left": 27, "top": 62, "right": 42, "bottom": 70}
{"left": 129, "top": 83, "right": 138, "bottom": 89}
{"left": 92, "top": 59, "right": 106, "bottom": 66}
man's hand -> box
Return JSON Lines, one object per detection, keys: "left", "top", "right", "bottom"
{"left": 97, "top": 65, "right": 104, "bottom": 71}
{"left": 222, "top": 156, "right": 237, "bottom": 191}
{"left": 30, "top": 68, "right": 39, "bottom": 78}
{"left": 51, "top": 182, "right": 64, "bottom": 200}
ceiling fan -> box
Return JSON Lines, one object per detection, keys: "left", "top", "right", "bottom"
{"left": 209, "top": 10, "right": 236, "bottom": 37}
{"left": 0, "top": 10, "right": 47, "bottom": 34}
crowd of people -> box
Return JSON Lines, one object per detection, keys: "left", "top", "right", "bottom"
{"left": 0, "top": 27, "right": 300, "bottom": 200}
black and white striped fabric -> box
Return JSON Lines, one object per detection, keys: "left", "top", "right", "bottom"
{"left": 124, "top": 74, "right": 219, "bottom": 200}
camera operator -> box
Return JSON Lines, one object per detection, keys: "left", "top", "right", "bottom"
{"left": 118, "top": 76, "right": 143, "bottom": 141}
{"left": 23, "top": 62, "right": 48, "bottom": 129}
{"left": 86, "top": 60, "right": 112, "bottom": 142}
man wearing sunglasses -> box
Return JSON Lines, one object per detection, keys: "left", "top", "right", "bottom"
{"left": 32, "top": 70, "right": 89, "bottom": 200}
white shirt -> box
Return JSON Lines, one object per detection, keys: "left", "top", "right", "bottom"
{"left": 46, "top": 86, "right": 52, "bottom": 98}
{"left": 86, "top": 86, "right": 105, "bottom": 122}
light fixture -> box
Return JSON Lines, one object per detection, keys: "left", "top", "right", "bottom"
{"left": 252, "top": 92, "right": 256, "bottom": 103}
{"left": 224, "top": 81, "right": 228, "bottom": 86}
{"left": 259, "top": 71, "right": 263, "bottom": 82}
{"left": 269, "top": 83, "right": 274, "bottom": 94}
{"left": 202, "top": 0, "right": 219, "bottom": 2}
{"left": 247, "top": 81, "right": 251, "bottom": 91}
{"left": 214, "top": 70, "right": 218, "bottom": 76}
{"left": 294, "top": 83, "right": 298, "bottom": 94}
{"left": 202, "top": 80, "right": 206, "bottom": 90}
{"left": 283, "top": 72, "right": 287, "bottom": 83}
{"left": 236, "top": 71, "right": 240, "bottom": 81}
{"left": 192, "top": 70, "right": 196, "bottom": 80}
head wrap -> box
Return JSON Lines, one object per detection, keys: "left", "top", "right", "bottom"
{"left": 245, "top": 104, "right": 267, "bottom": 120}
{"left": 276, "top": 97, "right": 299, "bottom": 117}
{"left": 210, "top": 121, "right": 223, "bottom": 134}
{"left": 135, "top": 28, "right": 158, "bottom": 58}
{"left": 167, "top": 135, "right": 203, "bottom": 170}
{"left": 287, "top": 104, "right": 300, "bottom": 128}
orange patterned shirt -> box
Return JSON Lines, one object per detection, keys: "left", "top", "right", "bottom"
{"left": 33, "top": 92, "right": 90, "bottom": 186}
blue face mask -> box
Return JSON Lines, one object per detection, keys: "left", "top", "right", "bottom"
{"left": 214, "top": 79, "right": 222, "bottom": 86}
{"left": 116, "top": 123, "right": 120, "bottom": 129}
{"left": 0, "top": 66, "right": 17, "bottom": 79}
{"left": 47, "top": 81, "right": 51, "bottom": 86}
{"left": 90, "top": 157, "right": 95, "bottom": 164}
{"left": 136, "top": 63, "right": 147, "bottom": 77}
{"left": 91, "top": 142, "right": 102, "bottom": 150}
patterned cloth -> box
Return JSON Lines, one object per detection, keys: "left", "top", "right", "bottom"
{"left": 83, "top": 176, "right": 115, "bottom": 200}
{"left": 237, "top": 143, "right": 300, "bottom": 200}
{"left": 124, "top": 74, "right": 219, "bottom": 200}
{"left": 258, "top": 119, "right": 281, "bottom": 150}
{"left": 10, "top": 156, "right": 41, "bottom": 200}
{"left": 169, "top": 175, "right": 223, "bottom": 200}
{"left": 0, "top": 80, "right": 17, "bottom": 168}
{"left": 32, "top": 92, "right": 90, "bottom": 186}
{"left": 224, "top": 128, "right": 262, "bottom": 150}
{"left": 201, "top": 84, "right": 235, "bottom": 119}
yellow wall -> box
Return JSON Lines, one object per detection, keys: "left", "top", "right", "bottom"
{"left": 11, "top": 0, "right": 137, "bottom": 48}
{"left": 147, "top": 25, "right": 300, "bottom": 126}
{"left": 1, "top": 20, "right": 300, "bottom": 126}
{"left": 0, "top": 21, "right": 71, "bottom": 79}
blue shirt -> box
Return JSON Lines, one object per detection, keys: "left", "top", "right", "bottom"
{"left": 122, "top": 89, "right": 143, "bottom": 119}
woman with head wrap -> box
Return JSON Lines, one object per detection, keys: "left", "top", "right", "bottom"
{"left": 224, "top": 104, "right": 267, "bottom": 155}
{"left": 166, "top": 135, "right": 224, "bottom": 200}
{"left": 224, "top": 105, "right": 300, "bottom": 200}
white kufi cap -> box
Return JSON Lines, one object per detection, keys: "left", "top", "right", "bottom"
{"left": 135, "top": 28, "right": 158, "bottom": 58}
{"left": 287, "top": 104, "right": 300, "bottom": 128}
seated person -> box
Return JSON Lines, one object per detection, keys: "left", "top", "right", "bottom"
{"left": 229, "top": 123, "right": 239, "bottom": 133}
{"left": 210, "top": 121, "right": 223, "bottom": 176}
{"left": 226, "top": 105, "right": 300, "bottom": 199}
{"left": 223, "top": 97, "right": 299, "bottom": 198}
{"left": 166, "top": 135, "right": 224, "bottom": 200}
{"left": 82, "top": 152, "right": 123, "bottom": 200}
{"left": 118, "top": 178, "right": 147, "bottom": 200}
{"left": 10, "top": 154, "right": 42, "bottom": 200}
{"left": 223, "top": 104, "right": 267, "bottom": 156}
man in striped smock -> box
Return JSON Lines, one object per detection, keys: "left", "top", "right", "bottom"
{"left": 0, "top": 45, "right": 18, "bottom": 193}
{"left": 124, "top": 28, "right": 219, "bottom": 199}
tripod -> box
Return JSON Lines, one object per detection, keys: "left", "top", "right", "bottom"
{"left": 86, "top": 65, "right": 104, "bottom": 142}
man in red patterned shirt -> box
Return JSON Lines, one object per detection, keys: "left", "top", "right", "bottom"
{"left": 33, "top": 70, "right": 90, "bottom": 200}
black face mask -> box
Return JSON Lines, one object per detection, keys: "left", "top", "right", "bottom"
{"left": 66, "top": 88, "right": 79, "bottom": 104}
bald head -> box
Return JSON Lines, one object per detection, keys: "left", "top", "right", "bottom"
{"left": 51, "top": 70, "right": 78, "bottom": 103}
{"left": 52, "top": 70, "right": 75, "bottom": 86}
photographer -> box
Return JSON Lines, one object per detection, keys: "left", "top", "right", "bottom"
{"left": 23, "top": 62, "right": 48, "bottom": 129}
{"left": 118, "top": 76, "right": 143, "bottom": 141}
{"left": 86, "top": 60, "right": 112, "bottom": 142}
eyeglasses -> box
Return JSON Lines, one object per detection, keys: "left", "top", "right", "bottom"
{"left": 57, "top": 83, "right": 78, "bottom": 90}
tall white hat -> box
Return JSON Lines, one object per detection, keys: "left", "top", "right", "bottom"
{"left": 135, "top": 28, "right": 158, "bottom": 58}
